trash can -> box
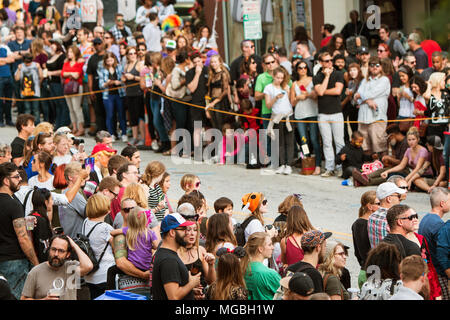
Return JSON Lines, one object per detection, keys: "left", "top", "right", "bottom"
{"left": 94, "top": 290, "right": 148, "bottom": 300}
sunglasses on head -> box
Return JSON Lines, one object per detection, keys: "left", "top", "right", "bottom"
{"left": 122, "top": 206, "right": 135, "bottom": 214}
{"left": 398, "top": 213, "right": 419, "bottom": 221}
{"left": 181, "top": 214, "right": 199, "bottom": 221}
{"left": 195, "top": 181, "right": 201, "bottom": 188}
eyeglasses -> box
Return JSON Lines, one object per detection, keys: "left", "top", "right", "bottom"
{"left": 122, "top": 206, "right": 135, "bottom": 214}
{"left": 49, "top": 247, "right": 67, "bottom": 254}
{"left": 128, "top": 52, "right": 136, "bottom": 55}
{"left": 265, "top": 60, "right": 276, "bottom": 65}
{"left": 262, "top": 199, "right": 268, "bottom": 206}
{"left": 370, "top": 63, "right": 381, "bottom": 68}
{"left": 174, "top": 227, "right": 186, "bottom": 231}
{"left": 109, "top": 189, "right": 118, "bottom": 198}
{"left": 321, "top": 59, "right": 332, "bottom": 63}
{"left": 9, "top": 174, "right": 21, "bottom": 180}
{"left": 398, "top": 213, "right": 419, "bottom": 221}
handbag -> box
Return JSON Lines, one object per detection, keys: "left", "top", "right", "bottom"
{"left": 64, "top": 79, "right": 80, "bottom": 95}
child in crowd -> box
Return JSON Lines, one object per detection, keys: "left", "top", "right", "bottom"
{"left": 141, "top": 161, "right": 168, "bottom": 222}
{"left": 264, "top": 67, "right": 293, "bottom": 139}
{"left": 239, "top": 99, "right": 265, "bottom": 169}
{"left": 158, "top": 172, "right": 174, "bottom": 214}
{"left": 214, "top": 196, "right": 236, "bottom": 227}
{"left": 180, "top": 174, "right": 201, "bottom": 194}
{"left": 110, "top": 207, "right": 159, "bottom": 271}
{"left": 216, "top": 123, "right": 245, "bottom": 165}
{"left": 336, "top": 131, "right": 374, "bottom": 179}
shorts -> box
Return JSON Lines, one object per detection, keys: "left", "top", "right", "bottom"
{"left": 358, "top": 122, "right": 388, "bottom": 153}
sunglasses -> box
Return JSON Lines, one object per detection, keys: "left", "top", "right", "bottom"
{"left": 128, "top": 52, "right": 136, "bottom": 55}
{"left": 181, "top": 214, "right": 199, "bottom": 222}
{"left": 117, "top": 18, "right": 124, "bottom": 22}
{"left": 398, "top": 213, "right": 419, "bottom": 221}
{"left": 321, "top": 59, "right": 332, "bottom": 63}
{"left": 138, "top": 48, "right": 146, "bottom": 52}
{"left": 122, "top": 206, "right": 135, "bottom": 214}
{"left": 109, "top": 189, "right": 118, "bottom": 197}
{"left": 104, "top": 37, "right": 112, "bottom": 40}
{"left": 195, "top": 181, "right": 201, "bottom": 188}
{"left": 297, "top": 66, "right": 308, "bottom": 70}
{"left": 262, "top": 199, "right": 268, "bottom": 206}
{"left": 377, "top": 49, "right": 385, "bottom": 53}
{"left": 370, "top": 63, "right": 381, "bottom": 68}
{"left": 265, "top": 60, "right": 276, "bottom": 65}
{"left": 398, "top": 186, "right": 408, "bottom": 190}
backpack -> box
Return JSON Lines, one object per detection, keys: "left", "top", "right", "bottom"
{"left": 234, "top": 215, "right": 257, "bottom": 247}
{"left": 359, "top": 278, "right": 402, "bottom": 300}
{"left": 20, "top": 67, "right": 36, "bottom": 97}
{"left": 73, "top": 220, "right": 110, "bottom": 275}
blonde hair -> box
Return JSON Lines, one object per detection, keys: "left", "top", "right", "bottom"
{"left": 428, "top": 72, "right": 445, "bottom": 89}
{"left": 64, "top": 161, "right": 82, "bottom": 181}
{"left": 241, "top": 232, "right": 269, "bottom": 277}
{"left": 406, "top": 126, "right": 420, "bottom": 140}
{"left": 31, "top": 38, "right": 46, "bottom": 59}
{"left": 180, "top": 174, "right": 198, "bottom": 191}
{"left": 141, "top": 161, "right": 166, "bottom": 186}
{"left": 53, "top": 134, "right": 69, "bottom": 156}
{"left": 318, "top": 242, "right": 346, "bottom": 278}
{"left": 126, "top": 206, "right": 152, "bottom": 251}
{"left": 123, "top": 183, "right": 148, "bottom": 209}
{"left": 86, "top": 193, "right": 111, "bottom": 219}
{"left": 32, "top": 122, "right": 54, "bottom": 136}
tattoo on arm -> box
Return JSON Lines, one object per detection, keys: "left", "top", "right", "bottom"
{"left": 13, "top": 218, "right": 27, "bottom": 238}
{"left": 113, "top": 235, "right": 128, "bottom": 259}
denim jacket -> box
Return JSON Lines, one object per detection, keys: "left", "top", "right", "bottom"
{"left": 98, "top": 64, "right": 125, "bottom": 99}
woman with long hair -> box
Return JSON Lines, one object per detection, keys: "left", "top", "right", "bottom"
{"left": 380, "top": 58, "right": 398, "bottom": 121}
{"left": 241, "top": 232, "right": 281, "bottom": 300}
{"left": 342, "top": 63, "right": 364, "bottom": 142}
{"left": 351, "top": 190, "right": 379, "bottom": 284}
{"left": 99, "top": 52, "right": 127, "bottom": 141}
{"left": 206, "top": 250, "right": 248, "bottom": 300}
{"left": 324, "top": 33, "right": 348, "bottom": 58}
{"left": 62, "top": 45, "right": 84, "bottom": 136}
{"left": 31, "top": 38, "right": 50, "bottom": 122}
{"left": 192, "top": 25, "right": 218, "bottom": 54}
{"left": 104, "top": 31, "right": 120, "bottom": 61}
{"left": 45, "top": 40, "right": 70, "bottom": 129}
{"left": 318, "top": 241, "right": 350, "bottom": 300}
{"left": 29, "top": 187, "right": 54, "bottom": 262}
{"left": 290, "top": 59, "right": 320, "bottom": 174}
{"left": 205, "top": 213, "right": 237, "bottom": 256}
{"left": 381, "top": 126, "right": 432, "bottom": 190}
{"left": 122, "top": 46, "right": 145, "bottom": 146}
{"left": 206, "top": 54, "right": 231, "bottom": 130}
{"left": 28, "top": 151, "right": 56, "bottom": 191}
{"left": 320, "top": 24, "right": 335, "bottom": 48}
{"left": 280, "top": 205, "right": 314, "bottom": 266}
{"left": 290, "top": 25, "right": 316, "bottom": 59}
{"left": 396, "top": 65, "right": 415, "bottom": 120}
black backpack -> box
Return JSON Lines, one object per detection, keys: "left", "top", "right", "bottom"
{"left": 234, "top": 216, "right": 257, "bottom": 247}
{"left": 73, "top": 221, "right": 109, "bottom": 275}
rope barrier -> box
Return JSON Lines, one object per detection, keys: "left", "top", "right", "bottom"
{"left": 1, "top": 81, "right": 447, "bottom": 124}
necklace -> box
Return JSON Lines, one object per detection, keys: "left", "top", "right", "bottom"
{"left": 186, "top": 246, "right": 196, "bottom": 261}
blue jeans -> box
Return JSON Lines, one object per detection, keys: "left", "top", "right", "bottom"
{"left": 296, "top": 116, "right": 322, "bottom": 166}
{"left": 104, "top": 94, "right": 126, "bottom": 137}
{"left": 171, "top": 100, "right": 188, "bottom": 130}
{"left": 444, "top": 134, "right": 450, "bottom": 182}
{"left": 39, "top": 80, "right": 50, "bottom": 122}
{"left": 0, "top": 259, "right": 31, "bottom": 299}
{"left": 23, "top": 97, "right": 40, "bottom": 124}
{"left": 49, "top": 82, "right": 70, "bottom": 129}
{"left": 150, "top": 97, "right": 169, "bottom": 142}
{"left": 0, "top": 76, "right": 13, "bottom": 124}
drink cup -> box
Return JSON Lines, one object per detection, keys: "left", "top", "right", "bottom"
{"left": 47, "top": 288, "right": 61, "bottom": 299}
{"left": 25, "top": 216, "right": 36, "bottom": 231}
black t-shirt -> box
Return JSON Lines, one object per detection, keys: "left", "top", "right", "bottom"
{"left": 287, "top": 261, "right": 324, "bottom": 293}
{"left": 351, "top": 218, "right": 371, "bottom": 268}
{"left": 0, "top": 193, "right": 26, "bottom": 262}
{"left": 313, "top": 69, "right": 345, "bottom": 114}
{"left": 11, "top": 137, "right": 25, "bottom": 160}
{"left": 230, "top": 54, "right": 264, "bottom": 83}
{"left": 87, "top": 53, "right": 105, "bottom": 90}
{"left": 152, "top": 247, "right": 194, "bottom": 300}
{"left": 47, "top": 53, "right": 66, "bottom": 84}
{"left": 185, "top": 66, "right": 209, "bottom": 106}
{"left": 382, "top": 233, "right": 421, "bottom": 259}
{"left": 30, "top": 213, "right": 53, "bottom": 263}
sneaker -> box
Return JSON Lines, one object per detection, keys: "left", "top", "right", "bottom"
{"left": 336, "top": 168, "right": 343, "bottom": 178}
{"left": 352, "top": 168, "right": 369, "bottom": 186}
{"left": 121, "top": 135, "right": 128, "bottom": 143}
{"left": 0, "top": 122, "right": 5, "bottom": 128}
{"left": 111, "top": 135, "right": 116, "bottom": 142}
{"left": 283, "top": 165, "right": 292, "bottom": 175}
{"left": 136, "top": 139, "right": 145, "bottom": 146}
{"left": 151, "top": 140, "right": 159, "bottom": 151}
{"left": 321, "top": 170, "right": 335, "bottom": 177}
{"left": 275, "top": 165, "right": 286, "bottom": 174}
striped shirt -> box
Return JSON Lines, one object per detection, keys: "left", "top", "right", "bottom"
{"left": 368, "top": 207, "right": 390, "bottom": 248}
{"left": 148, "top": 184, "right": 166, "bottom": 222}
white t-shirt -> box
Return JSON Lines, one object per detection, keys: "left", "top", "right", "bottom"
{"left": 244, "top": 218, "right": 265, "bottom": 242}
{"left": 117, "top": 0, "right": 136, "bottom": 21}
{"left": 28, "top": 175, "right": 55, "bottom": 191}
{"left": 294, "top": 81, "right": 318, "bottom": 119}
{"left": 53, "top": 154, "right": 72, "bottom": 166}
{"left": 82, "top": 219, "right": 115, "bottom": 285}
{"left": 263, "top": 83, "right": 292, "bottom": 115}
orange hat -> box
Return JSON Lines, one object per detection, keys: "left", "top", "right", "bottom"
{"left": 241, "top": 192, "right": 263, "bottom": 214}
{"left": 91, "top": 143, "right": 117, "bottom": 156}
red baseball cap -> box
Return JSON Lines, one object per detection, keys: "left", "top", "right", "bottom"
{"left": 91, "top": 143, "right": 117, "bottom": 156}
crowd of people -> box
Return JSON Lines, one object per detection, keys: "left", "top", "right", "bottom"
{"left": 0, "top": 1, "right": 448, "bottom": 302}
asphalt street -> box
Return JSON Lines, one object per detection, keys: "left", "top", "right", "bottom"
{"left": 2, "top": 126, "right": 446, "bottom": 288}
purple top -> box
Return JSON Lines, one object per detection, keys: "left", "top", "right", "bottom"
{"left": 123, "top": 227, "right": 157, "bottom": 271}
{"left": 5, "top": 8, "right": 16, "bottom": 23}
{"left": 404, "top": 147, "right": 432, "bottom": 175}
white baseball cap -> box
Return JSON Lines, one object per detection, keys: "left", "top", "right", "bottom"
{"left": 376, "top": 182, "right": 406, "bottom": 200}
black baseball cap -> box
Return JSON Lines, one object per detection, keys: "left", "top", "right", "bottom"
{"left": 280, "top": 272, "right": 315, "bottom": 296}
{"left": 93, "top": 38, "right": 103, "bottom": 45}
{"left": 357, "top": 46, "right": 369, "bottom": 54}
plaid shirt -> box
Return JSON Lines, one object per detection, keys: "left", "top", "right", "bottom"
{"left": 109, "top": 25, "right": 132, "bottom": 42}
{"left": 368, "top": 207, "right": 390, "bottom": 248}
{"left": 98, "top": 64, "right": 125, "bottom": 100}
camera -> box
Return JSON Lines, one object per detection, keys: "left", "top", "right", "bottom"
{"left": 71, "top": 137, "right": 85, "bottom": 147}
{"left": 265, "top": 224, "right": 280, "bottom": 233}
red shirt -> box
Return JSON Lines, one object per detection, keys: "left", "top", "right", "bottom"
{"left": 110, "top": 187, "right": 125, "bottom": 221}
{"left": 62, "top": 61, "right": 84, "bottom": 85}
{"left": 320, "top": 36, "right": 332, "bottom": 48}
{"left": 420, "top": 40, "right": 441, "bottom": 68}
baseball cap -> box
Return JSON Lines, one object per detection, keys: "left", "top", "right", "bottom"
{"left": 426, "top": 135, "right": 444, "bottom": 151}
{"left": 280, "top": 272, "right": 314, "bottom": 296}
{"left": 91, "top": 143, "right": 117, "bottom": 156}
{"left": 357, "top": 46, "right": 369, "bottom": 54}
{"left": 301, "top": 230, "right": 332, "bottom": 249}
{"left": 160, "top": 212, "right": 196, "bottom": 234}
{"left": 177, "top": 203, "right": 197, "bottom": 218}
{"left": 93, "top": 37, "right": 103, "bottom": 45}
{"left": 376, "top": 182, "right": 406, "bottom": 200}
{"left": 324, "top": 240, "right": 350, "bottom": 258}
{"left": 55, "top": 126, "right": 71, "bottom": 135}
{"left": 166, "top": 40, "right": 176, "bottom": 50}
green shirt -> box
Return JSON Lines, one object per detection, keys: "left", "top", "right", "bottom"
{"left": 244, "top": 261, "right": 281, "bottom": 300}
{"left": 254, "top": 72, "right": 273, "bottom": 115}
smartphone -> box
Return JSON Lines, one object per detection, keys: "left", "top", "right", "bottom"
{"left": 78, "top": 143, "right": 85, "bottom": 154}
{"left": 84, "top": 157, "right": 95, "bottom": 172}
